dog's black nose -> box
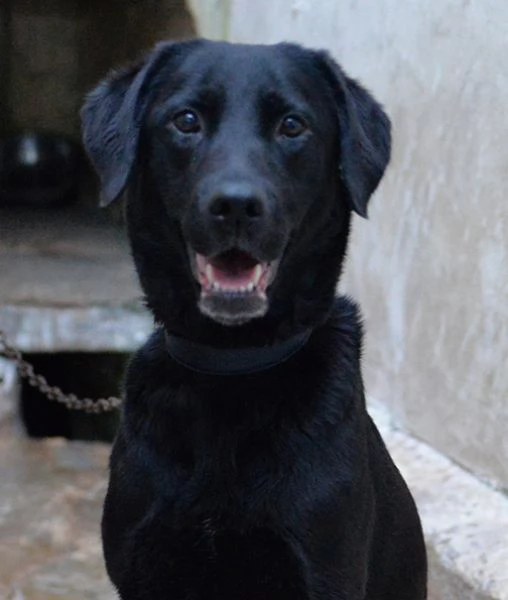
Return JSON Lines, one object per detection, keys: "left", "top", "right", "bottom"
{"left": 206, "top": 182, "right": 266, "bottom": 224}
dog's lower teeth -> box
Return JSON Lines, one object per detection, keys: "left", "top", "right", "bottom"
{"left": 206, "top": 282, "right": 258, "bottom": 294}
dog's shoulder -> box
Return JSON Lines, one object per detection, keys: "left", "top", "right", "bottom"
{"left": 124, "top": 328, "right": 170, "bottom": 399}
{"left": 324, "top": 295, "right": 364, "bottom": 361}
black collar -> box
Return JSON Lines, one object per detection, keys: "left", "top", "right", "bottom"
{"left": 164, "top": 329, "right": 312, "bottom": 376}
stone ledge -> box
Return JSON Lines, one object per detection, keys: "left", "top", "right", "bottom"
{"left": 369, "top": 400, "right": 508, "bottom": 600}
{"left": 0, "top": 305, "right": 153, "bottom": 353}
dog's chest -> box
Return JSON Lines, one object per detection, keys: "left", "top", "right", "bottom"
{"left": 122, "top": 401, "right": 317, "bottom": 598}
{"left": 131, "top": 511, "right": 310, "bottom": 599}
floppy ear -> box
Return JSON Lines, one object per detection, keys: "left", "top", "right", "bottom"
{"left": 81, "top": 41, "right": 183, "bottom": 206}
{"left": 314, "top": 52, "right": 391, "bottom": 218}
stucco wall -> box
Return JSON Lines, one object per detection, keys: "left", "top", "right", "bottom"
{"left": 189, "top": 0, "right": 508, "bottom": 489}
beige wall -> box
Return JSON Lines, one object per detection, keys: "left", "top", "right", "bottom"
{"left": 190, "top": 0, "right": 508, "bottom": 489}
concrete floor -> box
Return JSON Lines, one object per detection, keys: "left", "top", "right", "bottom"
{"left": 0, "top": 206, "right": 139, "bottom": 308}
{"left": 0, "top": 420, "right": 116, "bottom": 600}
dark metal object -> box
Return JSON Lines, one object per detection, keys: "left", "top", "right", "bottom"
{"left": 0, "top": 132, "right": 82, "bottom": 207}
{"left": 0, "top": 329, "right": 122, "bottom": 413}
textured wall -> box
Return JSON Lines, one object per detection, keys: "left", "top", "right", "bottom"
{"left": 188, "top": 0, "right": 230, "bottom": 40}
{"left": 202, "top": 0, "right": 508, "bottom": 488}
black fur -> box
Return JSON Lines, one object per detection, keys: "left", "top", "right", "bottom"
{"left": 82, "top": 39, "right": 427, "bottom": 599}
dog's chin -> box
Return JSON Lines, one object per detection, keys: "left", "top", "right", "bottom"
{"left": 191, "top": 248, "right": 279, "bottom": 327}
{"left": 198, "top": 292, "right": 268, "bottom": 326}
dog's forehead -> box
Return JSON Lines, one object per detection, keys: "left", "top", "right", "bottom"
{"left": 161, "top": 41, "right": 325, "bottom": 105}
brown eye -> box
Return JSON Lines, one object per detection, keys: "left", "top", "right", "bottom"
{"left": 278, "top": 115, "right": 308, "bottom": 138}
{"left": 172, "top": 110, "right": 201, "bottom": 134}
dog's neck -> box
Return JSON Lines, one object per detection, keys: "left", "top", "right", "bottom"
{"left": 164, "top": 329, "right": 312, "bottom": 376}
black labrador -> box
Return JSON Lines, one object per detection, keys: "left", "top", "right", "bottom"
{"left": 82, "top": 39, "right": 427, "bottom": 600}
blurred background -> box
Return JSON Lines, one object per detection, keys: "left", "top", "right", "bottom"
{"left": 0, "top": 1, "right": 506, "bottom": 598}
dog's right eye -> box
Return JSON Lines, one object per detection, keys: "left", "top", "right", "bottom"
{"left": 171, "top": 110, "right": 202, "bottom": 134}
{"left": 277, "top": 115, "right": 308, "bottom": 139}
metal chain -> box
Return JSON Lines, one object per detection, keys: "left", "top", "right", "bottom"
{"left": 0, "top": 329, "right": 122, "bottom": 413}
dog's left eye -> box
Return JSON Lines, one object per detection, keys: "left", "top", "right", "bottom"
{"left": 171, "top": 110, "right": 202, "bottom": 134}
{"left": 277, "top": 115, "right": 308, "bottom": 138}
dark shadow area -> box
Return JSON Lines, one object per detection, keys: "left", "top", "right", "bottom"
{"left": 1, "top": 0, "right": 196, "bottom": 209}
{"left": 20, "top": 351, "right": 129, "bottom": 441}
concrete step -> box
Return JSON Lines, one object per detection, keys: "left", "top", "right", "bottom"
{"left": 370, "top": 401, "right": 508, "bottom": 600}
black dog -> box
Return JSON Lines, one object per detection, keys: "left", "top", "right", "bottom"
{"left": 82, "top": 39, "right": 427, "bottom": 599}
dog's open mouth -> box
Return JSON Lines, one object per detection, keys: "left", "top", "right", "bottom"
{"left": 192, "top": 249, "right": 277, "bottom": 326}
{"left": 196, "top": 250, "right": 271, "bottom": 297}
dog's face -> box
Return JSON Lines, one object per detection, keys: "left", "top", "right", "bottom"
{"left": 82, "top": 40, "right": 390, "bottom": 339}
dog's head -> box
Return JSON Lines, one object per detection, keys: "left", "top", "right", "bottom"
{"left": 82, "top": 40, "right": 390, "bottom": 340}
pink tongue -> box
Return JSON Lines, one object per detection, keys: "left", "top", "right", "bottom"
{"left": 212, "top": 264, "right": 257, "bottom": 288}
{"left": 195, "top": 253, "right": 261, "bottom": 290}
